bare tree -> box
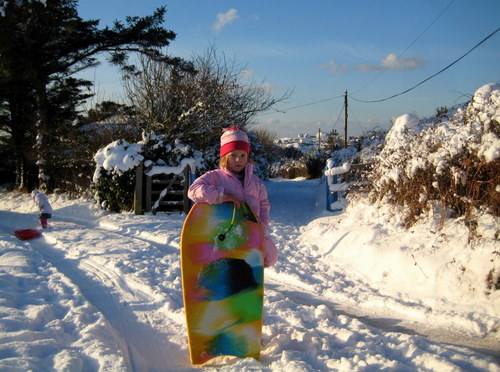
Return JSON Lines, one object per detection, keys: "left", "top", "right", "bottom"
{"left": 123, "top": 46, "right": 292, "bottom": 150}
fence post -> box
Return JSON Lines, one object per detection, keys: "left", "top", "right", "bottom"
{"left": 145, "top": 173, "right": 152, "bottom": 212}
{"left": 134, "top": 161, "right": 143, "bottom": 215}
{"left": 326, "top": 159, "right": 339, "bottom": 212}
{"left": 183, "top": 165, "right": 191, "bottom": 215}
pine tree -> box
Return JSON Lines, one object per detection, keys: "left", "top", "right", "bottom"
{"left": 0, "top": 0, "right": 186, "bottom": 191}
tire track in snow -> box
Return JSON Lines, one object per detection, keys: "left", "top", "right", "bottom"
{"left": 78, "top": 259, "right": 150, "bottom": 305}
{"left": 28, "top": 223, "right": 188, "bottom": 371}
{"left": 265, "top": 240, "right": 500, "bottom": 363}
{"left": 28, "top": 238, "right": 137, "bottom": 370}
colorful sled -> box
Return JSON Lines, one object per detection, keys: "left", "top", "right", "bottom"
{"left": 180, "top": 201, "right": 264, "bottom": 365}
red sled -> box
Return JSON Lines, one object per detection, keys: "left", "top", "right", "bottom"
{"left": 15, "top": 229, "right": 41, "bottom": 241}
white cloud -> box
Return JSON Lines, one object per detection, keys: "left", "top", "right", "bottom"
{"left": 213, "top": 8, "right": 239, "bottom": 33}
{"left": 319, "top": 60, "right": 350, "bottom": 73}
{"left": 358, "top": 53, "right": 425, "bottom": 72}
{"left": 240, "top": 69, "right": 254, "bottom": 79}
{"left": 381, "top": 53, "right": 425, "bottom": 71}
{"left": 321, "top": 54, "right": 425, "bottom": 74}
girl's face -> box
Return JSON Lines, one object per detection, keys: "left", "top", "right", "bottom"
{"left": 226, "top": 150, "right": 248, "bottom": 174}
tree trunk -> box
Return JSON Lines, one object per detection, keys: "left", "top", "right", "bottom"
{"left": 35, "top": 80, "right": 50, "bottom": 192}
{"left": 15, "top": 153, "right": 28, "bottom": 192}
{"left": 9, "top": 97, "right": 34, "bottom": 192}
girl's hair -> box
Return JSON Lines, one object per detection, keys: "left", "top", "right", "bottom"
{"left": 219, "top": 153, "right": 254, "bottom": 168}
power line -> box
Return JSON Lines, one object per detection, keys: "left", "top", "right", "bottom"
{"left": 269, "top": 94, "right": 344, "bottom": 114}
{"left": 354, "top": 0, "right": 456, "bottom": 93}
{"left": 331, "top": 103, "right": 344, "bottom": 132}
{"left": 263, "top": 26, "right": 498, "bottom": 115}
{"left": 397, "top": 0, "right": 457, "bottom": 62}
{"left": 347, "top": 106, "right": 369, "bottom": 135}
{"left": 349, "top": 27, "right": 500, "bottom": 104}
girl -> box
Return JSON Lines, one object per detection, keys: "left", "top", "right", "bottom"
{"left": 188, "top": 127, "right": 278, "bottom": 267}
{"left": 31, "top": 190, "right": 53, "bottom": 229}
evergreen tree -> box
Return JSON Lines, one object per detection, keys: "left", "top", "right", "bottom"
{"left": 0, "top": 0, "right": 186, "bottom": 191}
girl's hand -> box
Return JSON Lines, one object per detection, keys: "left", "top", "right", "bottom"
{"left": 264, "top": 237, "right": 278, "bottom": 267}
{"left": 223, "top": 194, "right": 241, "bottom": 208}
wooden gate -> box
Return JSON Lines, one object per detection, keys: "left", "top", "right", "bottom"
{"left": 134, "top": 163, "right": 194, "bottom": 215}
{"left": 324, "top": 160, "right": 371, "bottom": 212}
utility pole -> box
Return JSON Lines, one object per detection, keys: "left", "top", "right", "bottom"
{"left": 344, "top": 90, "right": 348, "bottom": 148}
{"left": 318, "top": 128, "right": 321, "bottom": 152}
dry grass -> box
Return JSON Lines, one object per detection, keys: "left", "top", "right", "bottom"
{"left": 369, "top": 154, "right": 499, "bottom": 229}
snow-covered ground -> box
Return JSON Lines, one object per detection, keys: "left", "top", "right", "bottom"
{"left": 0, "top": 178, "right": 498, "bottom": 371}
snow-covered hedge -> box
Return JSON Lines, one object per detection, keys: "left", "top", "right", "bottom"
{"left": 368, "top": 83, "right": 499, "bottom": 229}
{"left": 93, "top": 133, "right": 203, "bottom": 212}
{"left": 270, "top": 131, "right": 383, "bottom": 179}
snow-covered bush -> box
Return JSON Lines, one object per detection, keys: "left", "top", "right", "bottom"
{"left": 304, "top": 151, "right": 331, "bottom": 179}
{"left": 270, "top": 159, "right": 308, "bottom": 179}
{"left": 269, "top": 151, "right": 327, "bottom": 179}
{"left": 270, "top": 130, "right": 383, "bottom": 179}
{"left": 357, "top": 131, "right": 386, "bottom": 163}
{"left": 248, "top": 131, "right": 271, "bottom": 180}
{"left": 367, "top": 83, "right": 499, "bottom": 229}
{"left": 269, "top": 145, "right": 303, "bottom": 178}
{"left": 270, "top": 147, "right": 360, "bottom": 180}
{"left": 140, "top": 133, "right": 204, "bottom": 172}
{"left": 355, "top": 83, "right": 500, "bottom": 293}
{"left": 93, "top": 133, "right": 203, "bottom": 212}
{"left": 93, "top": 140, "right": 144, "bottom": 212}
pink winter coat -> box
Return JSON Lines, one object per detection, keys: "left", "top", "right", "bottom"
{"left": 188, "top": 163, "right": 278, "bottom": 267}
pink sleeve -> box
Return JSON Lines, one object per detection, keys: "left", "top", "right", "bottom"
{"left": 187, "top": 172, "right": 224, "bottom": 204}
{"left": 258, "top": 181, "right": 271, "bottom": 234}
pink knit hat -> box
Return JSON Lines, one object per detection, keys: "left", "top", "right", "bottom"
{"left": 220, "top": 127, "right": 250, "bottom": 158}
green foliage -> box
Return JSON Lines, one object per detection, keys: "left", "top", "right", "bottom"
{"left": 0, "top": 0, "right": 184, "bottom": 191}
{"left": 324, "top": 129, "right": 343, "bottom": 152}
{"left": 83, "top": 101, "right": 137, "bottom": 124}
{"left": 279, "top": 146, "right": 304, "bottom": 160}
{"left": 304, "top": 152, "right": 330, "bottom": 179}
{"left": 94, "top": 168, "right": 136, "bottom": 212}
{"left": 268, "top": 142, "right": 308, "bottom": 179}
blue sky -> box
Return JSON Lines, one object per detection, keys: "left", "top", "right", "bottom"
{"left": 77, "top": 0, "right": 500, "bottom": 137}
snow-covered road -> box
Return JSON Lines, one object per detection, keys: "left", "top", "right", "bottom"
{"left": 0, "top": 179, "right": 498, "bottom": 371}
{"left": 267, "top": 179, "right": 500, "bottom": 362}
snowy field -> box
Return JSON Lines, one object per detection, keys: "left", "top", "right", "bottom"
{"left": 0, "top": 178, "right": 498, "bottom": 371}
